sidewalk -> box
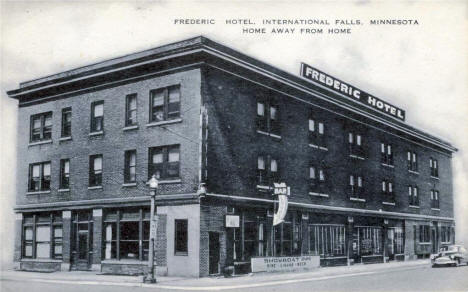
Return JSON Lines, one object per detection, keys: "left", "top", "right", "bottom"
{"left": 0, "top": 259, "right": 430, "bottom": 290}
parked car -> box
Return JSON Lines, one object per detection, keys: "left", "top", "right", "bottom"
{"left": 431, "top": 245, "right": 468, "bottom": 267}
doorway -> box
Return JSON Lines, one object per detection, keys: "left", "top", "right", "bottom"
{"left": 209, "top": 232, "right": 220, "bottom": 275}
{"left": 71, "top": 210, "right": 93, "bottom": 270}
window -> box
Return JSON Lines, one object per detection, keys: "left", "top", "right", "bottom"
{"left": 149, "top": 145, "right": 180, "bottom": 180}
{"left": 348, "top": 132, "right": 365, "bottom": 158}
{"left": 256, "top": 99, "right": 280, "bottom": 136}
{"left": 124, "top": 150, "right": 137, "bottom": 183}
{"left": 431, "top": 190, "right": 440, "bottom": 209}
{"left": 90, "top": 101, "right": 104, "bottom": 133}
{"left": 356, "top": 227, "right": 383, "bottom": 256}
{"left": 309, "top": 224, "right": 346, "bottom": 257}
{"left": 150, "top": 85, "right": 180, "bottom": 123}
{"left": 28, "top": 162, "right": 51, "bottom": 192}
{"left": 309, "top": 115, "right": 326, "bottom": 146}
{"left": 390, "top": 227, "right": 405, "bottom": 255}
{"left": 61, "top": 108, "right": 72, "bottom": 137}
{"left": 125, "top": 94, "right": 138, "bottom": 126}
{"left": 274, "top": 214, "right": 292, "bottom": 256}
{"left": 407, "top": 151, "right": 418, "bottom": 172}
{"left": 309, "top": 164, "right": 327, "bottom": 194}
{"left": 175, "top": 219, "right": 188, "bottom": 255}
{"left": 22, "top": 213, "right": 62, "bottom": 259}
{"left": 382, "top": 180, "right": 395, "bottom": 203}
{"left": 408, "top": 186, "right": 419, "bottom": 206}
{"left": 381, "top": 143, "right": 393, "bottom": 165}
{"left": 89, "top": 155, "right": 102, "bottom": 186}
{"left": 30, "top": 112, "right": 52, "bottom": 142}
{"left": 419, "top": 225, "right": 430, "bottom": 243}
{"left": 257, "top": 155, "right": 279, "bottom": 187}
{"left": 430, "top": 158, "right": 439, "bottom": 177}
{"left": 349, "top": 174, "right": 364, "bottom": 200}
{"left": 441, "top": 226, "right": 451, "bottom": 243}
{"left": 103, "top": 208, "right": 150, "bottom": 261}
{"left": 59, "top": 159, "right": 70, "bottom": 189}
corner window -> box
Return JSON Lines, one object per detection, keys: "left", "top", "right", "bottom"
{"left": 408, "top": 186, "right": 419, "bottom": 206}
{"left": 28, "top": 162, "right": 51, "bottom": 192}
{"left": 174, "top": 219, "right": 188, "bottom": 255}
{"left": 125, "top": 94, "right": 138, "bottom": 126}
{"left": 124, "top": 150, "right": 137, "bottom": 183}
{"left": 149, "top": 145, "right": 180, "bottom": 180}
{"left": 61, "top": 108, "right": 72, "bottom": 138}
{"left": 150, "top": 85, "right": 181, "bottom": 123}
{"left": 407, "top": 151, "right": 418, "bottom": 172}
{"left": 91, "top": 101, "right": 104, "bottom": 133}
{"left": 256, "top": 98, "right": 280, "bottom": 136}
{"left": 381, "top": 143, "right": 393, "bottom": 165}
{"left": 59, "top": 159, "right": 70, "bottom": 189}
{"left": 30, "top": 112, "right": 52, "bottom": 142}
{"left": 430, "top": 158, "right": 439, "bottom": 177}
{"left": 89, "top": 155, "right": 102, "bottom": 186}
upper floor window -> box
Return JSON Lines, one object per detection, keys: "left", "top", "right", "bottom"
{"left": 430, "top": 158, "right": 439, "bottom": 177}
{"left": 349, "top": 174, "right": 364, "bottom": 200}
{"left": 149, "top": 145, "right": 180, "bottom": 180}
{"left": 308, "top": 117, "right": 325, "bottom": 146}
{"left": 407, "top": 151, "right": 418, "bottom": 172}
{"left": 256, "top": 99, "right": 280, "bottom": 136}
{"left": 348, "top": 132, "right": 365, "bottom": 158}
{"left": 309, "top": 164, "right": 326, "bottom": 194}
{"left": 431, "top": 190, "right": 440, "bottom": 209}
{"left": 150, "top": 85, "right": 180, "bottom": 123}
{"left": 124, "top": 150, "right": 137, "bottom": 183}
{"left": 28, "top": 162, "right": 51, "bottom": 192}
{"left": 61, "top": 108, "right": 71, "bottom": 138}
{"left": 125, "top": 94, "right": 138, "bottom": 126}
{"left": 30, "top": 112, "right": 52, "bottom": 142}
{"left": 382, "top": 180, "right": 395, "bottom": 203}
{"left": 257, "top": 155, "right": 279, "bottom": 187}
{"left": 408, "top": 186, "right": 419, "bottom": 206}
{"left": 59, "top": 159, "right": 70, "bottom": 189}
{"left": 381, "top": 143, "right": 393, "bottom": 166}
{"left": 90, "top": 101, "right": 104, "bottom": 133}
{"left": 89, "top": 155, "right": 102, "bottom": 187}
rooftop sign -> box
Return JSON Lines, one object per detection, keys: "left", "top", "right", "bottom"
{"left": 300, "top": 63, "right": 405, "bottom": 121}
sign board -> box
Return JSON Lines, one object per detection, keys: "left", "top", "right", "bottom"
{"left": 149, "top": 215, "right": 158, "bottom": 239}
{"left": 300, "top": 63, "right": 406, "bottom": 121}
{"left": 251, "top": 256, "right": 320, "bottom": 273}
{"left": 225, "top": 215, "right": 240, "bottom": 228}
{"left": 273, "top": 182, "right": 290, "bottom": 196}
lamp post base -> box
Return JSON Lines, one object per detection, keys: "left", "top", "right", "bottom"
{"left": 143, "top": 275, "right": 157, "bottom": 284}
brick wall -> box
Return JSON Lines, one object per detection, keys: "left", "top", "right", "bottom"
{"left": 155, "top": 214, "right": 167, "bottom": 267}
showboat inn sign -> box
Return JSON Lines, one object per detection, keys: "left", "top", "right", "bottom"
{"left": 300, "top": 63, "right": 406, "bottom": 121}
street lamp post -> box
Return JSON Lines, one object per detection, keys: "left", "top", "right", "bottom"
{"left": 144, "top": 175, "right": 158, "bottom": 284}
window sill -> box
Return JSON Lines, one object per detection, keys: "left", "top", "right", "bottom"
{"left": 122, "top": 182, "right": 137, "bottom": 187}
{"left": 256, "top": 185, "right": 271, "bottom": 190}
{"left": 102, "top": 259, "right": 147, "bottom": 265}
{"left": 350, "top": 197, "right": 366, "bottom": 202}
{"left": 88, "top": 186, "right": 103, "bottom": 190}
{"left": 89, "top": 131, "right": 104, "bottom": 137}
{"left": 418, "top": 242, "right": 431, "bottom": 245}
{"left": 28, "top": 140, "right": 53, "bottom": 147}
{"left": 26, "top": 190, "right": 51, "bottom": 195}
{"left": 309, "top": 192, "right": 329, "bottom": 197}
{"left": 349, "top": 154, "right": 365, "bottom": 160}
{"left": 431, "top": 208, "right": 440, "bottom": 211}
{"left": 256, "top": 130, "right": 282, "bottom": 140}
{"left": 123, "top": 125, "right": 139, "bottom": 131}
{"left": 21, "top": 258, "right": 62, "bottom": 263}
{"left": 59, "top": 136, "right": 72, "bottom": 142}
{"left": 308, "top": 144, "right": 328, "bottom": 151}
{"left": 381, "top": 163, "right": 394, "bottom": 168}
{"left": 58, "top": 188, "right": 70, "bottom": 192}
{"left": 408, "top": 170, "right": 419, "bottom": 175}
{"left": 146, "top": 179, "right": 182, "bottom": 185}
{"left": 146, "top": 118, "right": 182, "bottom": 128}
{"left": 430, "top": 176, "right": 439, "bottom": 180}
{"left": 382, "top": 202, "right": 396, "bottom": 206}
{"left": 409, "top": 205, "right": 420, "bottom": 209}
{"left": 174, "top": 252, "right": 188, "bottom": 256}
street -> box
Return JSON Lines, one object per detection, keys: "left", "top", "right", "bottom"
{"left": 1, "top": 264, "right": 468, "bottom": 292}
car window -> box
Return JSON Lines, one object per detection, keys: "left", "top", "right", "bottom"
{"left": 447, "top": 246, "right": 458, "bottom": 252}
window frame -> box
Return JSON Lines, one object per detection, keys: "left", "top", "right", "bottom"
{"left": 60, "top": 107, "right": 72, "bottom": 138}
{"left": 349, "top": 174, "right": 364, "bottom": 200}
{"left": 22, "top": 213, "right": 62, "bottom": 260}
{"left": 125, "top": 94, "right": 138, "bottom": 127}
{"left": 431, "top": 189, "right": 440, "bottom": 209}
{"left": 174, "top": 219, "right": 188, "bottom": 256}
{"left": 28, "top": 161, "right": 51, "bottom": 192}
{"left": 256, "top": 98, "right": 280, "bottom": 136}
{"left": 149, "top": 85, "right": 181, "bottom": 123}
{"left": 430, "top": 158, "right": 439, "bottom": 177}
{"left": 90, "top": 101, "right": 104, "bottom": 133}
{"left": 348, "top": 132, "right": 365, "bottom": 158}
{"left": 382, "top": 179, "right": 395, "bottom": 203}
{"left": 148, "top": 145, "right": 180, "bottom": 180}
{"left": 308, "top": 114, "right": 326, "bottom": 146}
{"left": 124, "top": 150, "right": 137, "bottom": 183}
{"left": 30, "top": 112, "right": 53, "bottom": 142}
{"left": 407, "top": 151, "right": 418, "bottom": 172}
{"left": 380, "top": 143, "right": 393, "bottom": 166}
{"left": 59, "top": 159, "right": 70, "bottom": 189}
{"left": 89, "top": 154, "right": 103, "bottom": 187}
{"left": 408, "top": 185, "right": 419, "bottom": 206}
{"left": 257, "top": 155, "right": 280, "bottom": 187}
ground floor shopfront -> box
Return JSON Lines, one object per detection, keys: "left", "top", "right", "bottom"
{"left": 13, "top": 195, "right": 455, "bottom": 277}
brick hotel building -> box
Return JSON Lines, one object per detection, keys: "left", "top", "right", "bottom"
{"left": 7, "top": 36, "right": 457, "bottom": 277}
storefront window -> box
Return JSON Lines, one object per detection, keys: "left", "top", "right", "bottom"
{"left": 356, "top": 226, "right": 382, "bottom": 256}
{"left": 309, "top": 224, "right": 346, "bottom": 257}
{"left": 22, "top": 212, "right": 62, "bottom": 259}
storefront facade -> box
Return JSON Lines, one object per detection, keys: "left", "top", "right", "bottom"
{"left": 9, "top": 36, "right": 457, "bottom": 277}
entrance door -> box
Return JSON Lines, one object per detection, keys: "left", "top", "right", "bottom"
{"left": 387, "top": 229, "right": 395, "bottom": 260}
{"left": 209, "top": 232, "right": 220, "bottom": 275}
{"left": 71, "top": 211, "right": 93, "bottom": 270}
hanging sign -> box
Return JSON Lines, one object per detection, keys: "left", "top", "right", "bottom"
{"left": 273, "top": 183, "right": 290, "bottom": 226}
{"left": 300, "top": 63, "right": 406, "bottom": 121}
{"left": 225, "top": 215, "right": 240, "bottom": 228}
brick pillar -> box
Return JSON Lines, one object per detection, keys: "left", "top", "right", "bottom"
{"left": 347, "top": 216, "right": 354, "bottom": 265}
{"left": 61, "top": 211, "right": 72, "bottom": 271}
{"left": 383, "top": 220, "right": 388, "bottom": 263}
{"left": 13, "top": 213, "right": 23, "bottom": 270}
{"left": 301, "top": 213, "right": 309, "bottom": 255}
{"left": 404, "top": 220, "right": 416, "bottom": 260}
{"left": 92, "top": 209, "right": 102, "bottom": 271}
{"left": 155, "top": 214, "right": 167, "bottom": 276}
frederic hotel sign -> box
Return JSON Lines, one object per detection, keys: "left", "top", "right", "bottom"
{"left": 301, "top": 63, "right": 406, "bottom": 121}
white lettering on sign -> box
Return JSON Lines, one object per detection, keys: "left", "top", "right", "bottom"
{"left": 225, "top": 215, "right": 240, "bottom": 228}
{"left": 301, "top": 63, "right": 406, "bottom": 121}
{"left": 251, "top": 256, "right": 320, "bottom": 273}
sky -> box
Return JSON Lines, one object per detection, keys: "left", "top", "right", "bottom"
{"left": 1, "top": 1, "right": 467, "bottom": 267}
